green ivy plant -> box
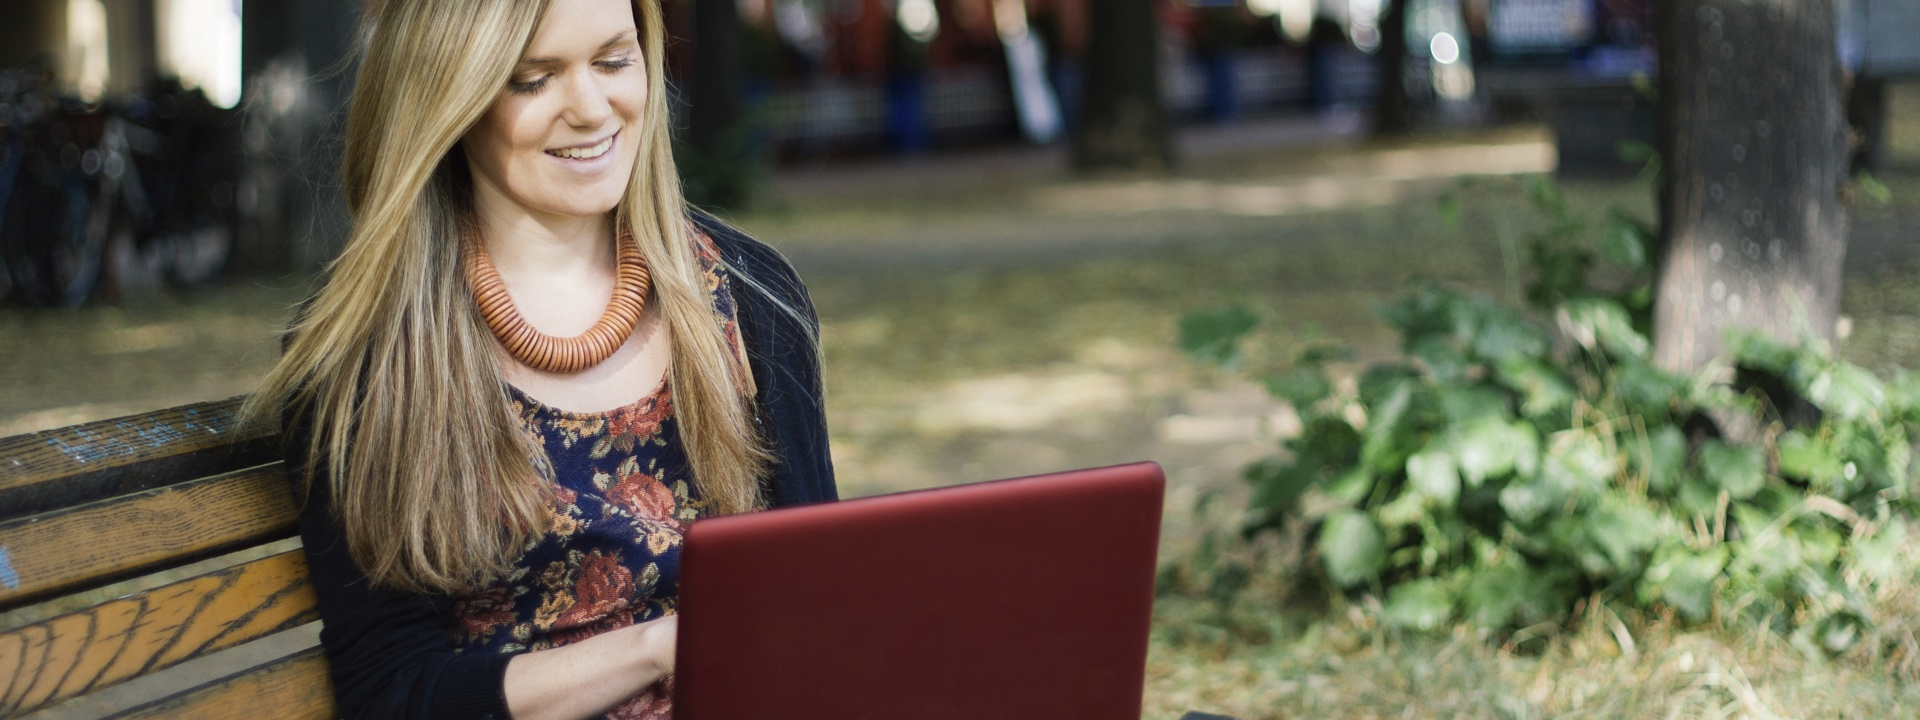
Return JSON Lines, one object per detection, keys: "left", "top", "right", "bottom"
{"left": 1182, "top": 177, "right": 1920, "bottom": 650}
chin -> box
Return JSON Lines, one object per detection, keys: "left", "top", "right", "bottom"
{"left": 537, "top": 181, "right": 627, "bottom": 219}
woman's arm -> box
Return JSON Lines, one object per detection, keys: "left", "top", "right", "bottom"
{"left": 292, "top": 413, "right": 518, "bottom": 720}
{"left": 502, "top": 615, "right": 676, "bottom": 720}
{"left": 292, "top": 409, "right": 672, "bottom": 720}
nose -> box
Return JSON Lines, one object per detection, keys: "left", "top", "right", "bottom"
{"left": 559, "top": 66, "right": 614, "bottom": 129}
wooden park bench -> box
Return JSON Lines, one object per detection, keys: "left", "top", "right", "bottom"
{"left": 0, "top": 397, "right": 332, "bottom": 719}
{"left": 0, "top": 398, "right": 1241, "bottom": 720}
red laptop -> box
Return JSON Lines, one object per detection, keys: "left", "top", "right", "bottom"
{"left": 674, "top": 462, "right": 1166, "bottom": 719}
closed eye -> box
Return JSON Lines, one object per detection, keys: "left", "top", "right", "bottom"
{"left": 508, "top": 73, "right": 551, "bottom": 95}
{"left": 596, "top": 57, "right": 637, "bottom": 73}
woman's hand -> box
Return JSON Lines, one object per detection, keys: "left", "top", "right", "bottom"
{"left": 503, "top": 614, "right": 679, "bottom": 720}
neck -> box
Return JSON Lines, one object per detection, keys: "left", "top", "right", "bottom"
{"left": 471, "top": 186, "right": 617, "bottom": 282}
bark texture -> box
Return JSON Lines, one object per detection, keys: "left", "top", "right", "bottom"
{"left": 1653, "top": 0, "right": 1850, "bottom": 375}
{"left": 1073, "top": 0, "right": 1173, "bottom": 173}
{"left": 685, "top": 0, "right": 749, "bottom": 208}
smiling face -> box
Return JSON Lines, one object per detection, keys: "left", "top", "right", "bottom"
{"left": 462, "top": 0, "right": 646, "bottom": 224}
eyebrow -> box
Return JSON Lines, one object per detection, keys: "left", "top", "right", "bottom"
{"left": 519, "top": 30, "right": 636, "bottom": 66}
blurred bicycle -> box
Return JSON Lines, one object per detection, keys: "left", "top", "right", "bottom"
{"left": 0, "top": 70, "right": 236, "bottom": 307}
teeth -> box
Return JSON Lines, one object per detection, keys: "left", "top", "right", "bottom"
{"left": 549, "top": 135, "right": 613, "bottom": 160}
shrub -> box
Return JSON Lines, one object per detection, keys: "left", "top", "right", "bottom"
{"left": 1182, "top": 177, "right": 1920, "bottom": 651}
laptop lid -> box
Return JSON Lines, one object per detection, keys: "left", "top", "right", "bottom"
{"left": 675, "top": 462, "right": 1165, "bottom": 720}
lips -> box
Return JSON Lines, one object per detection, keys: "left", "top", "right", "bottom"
{"left": 547, "top": 132, "right": 616, "bottom": 160}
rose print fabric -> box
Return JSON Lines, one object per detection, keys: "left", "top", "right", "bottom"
{"left": 448, "top": 229, "right": 743, "bottom": 720}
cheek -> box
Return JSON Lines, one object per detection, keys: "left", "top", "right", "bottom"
{"left": 467, "top": 99, "right": 542, "bottom": 174}
{"left": 612, "top": 73, "right": 650, "bottom": 123}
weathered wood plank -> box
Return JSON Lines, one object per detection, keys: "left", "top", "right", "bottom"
{"left": 0, "top": 466, "right": 298, "bottom": 611}
{"left": 105, "top": 646, "right": 333, "bottom": 720}
{"left": 0, "top": 398, "right": 279, "bottom": 523}
{"left": 0, "top": 551, "right": 317, "bottom": 718}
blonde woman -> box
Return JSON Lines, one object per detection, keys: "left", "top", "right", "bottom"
{"left": 246, "top": 0, "right": 834, "bottom": 717}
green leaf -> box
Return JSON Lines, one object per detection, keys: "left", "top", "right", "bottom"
{"left": 1179, "top": 305, "right": 1259, "bottom": 364}
{"left": 1361, "top": 380, "right": 1417, "bottom": 473}
{"left": 1856, "top": 170, "right": 1893, "bottom": 206}
{"left": 1806, "top": 362, "right": 1887, "bottom": 422}
{"left": 1243, "top": 457, "right": 1319, "bottom": 517}
{"left": 1438, "top": 191, "right": 1462, "bottom": 229}
{"left": 1436, "top": 385, "right": 1510, "bottom": 424}
{"left": 1498, "top": 481, "right": 1553, "bottom": 525}
{"left": 1262, "top": 366, "right": 1331, "bottom": 408}
{"left": 1462, "top": 549, "right": 1575, "bottom": 628}
{"left": 1698, "top": 440, "right": 1766, "bottom": 500}
{"left": 1382, "top": 579, "right": 1454, "bottom": 632}
{"left": 1642, "top": 424, "right": 1688, "bottom": 493}
{"left": 1539, "top": 430, "right": 1619, "bottom": 501}
{"left": 1725, "top": 329, "right": 1801, "bottom": 376}
{"left": 1407, "top": 448, "right": 1462, "bottom": 507}
{"left": 1411, "top": 336, "right": 1470, "bottom": 381}
{"left": 1610, "top": 359, "right": 1686, "bottom": 417}
{"left": 1563, "top": 298, "right": 1650, "bottom": 358}
{"left": 1640, "top": 544, "right": 1727, "bottom": 620}
{"left": 1297, "top": 343, "right": 1356, "bottom": 366}
{"left": 1888, "top": 370, "right": 1920, "bottom": 422}
{"left": 1448, "top": 417, "right": 1539, "bottom": 486}
{"left": 1597, "top": 212, "right": 1649, "bottom": 269}
{"left": 1470, "top": 309, "right": 1549, "bottom": 365}
{"left": 1587, "top": 495, "right": 1661, "bottom": 572}
{"left": 1320, "top": 509, "right": 1386, "bottom": 588}
{"left": 1323, "top": 467, "right": 1375, "bottom": 506}
{"left": 1615, "top": 140, "right": 1658, "bottom": 166}
{"left": 1358, "top": 364, "right": 1420, "bottom": 408}
{"left": 1376, "top": 491, "right": 1427, "bottom": 529}
{"left": 1851, "top": 517, "right": 1909, "bottom": 586}
{"left": 1521, "top": 175, "right": 1568, "bottom": 215}
{"left": 1777, "top": 429, "right": 1845, "bottom": 489}
{"left": 1495, "top": 358, "right": 1576, "bottom": 418}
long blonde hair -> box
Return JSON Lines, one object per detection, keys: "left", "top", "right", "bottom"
{"left": 245, "top": 0, "right": 768, "bottom": 594}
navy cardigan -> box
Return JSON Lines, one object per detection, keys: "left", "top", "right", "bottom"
{"left": 287, "top": 211, "right": 836, "bottom": 719}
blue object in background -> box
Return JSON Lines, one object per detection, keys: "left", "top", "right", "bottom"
{"left": 886, "top": 72, "right": 930, "bottom": 154}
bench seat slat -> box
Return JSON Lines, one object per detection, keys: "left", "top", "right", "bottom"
{"left": 106, "top": 646, "right": 332, "bottom": 720}
{"left": 0, "top": 551, "right": 317, "bottom": 718}
{"left": 0, "top": 399, "right": 278, "bottom": 523}
{"left": 0, "top": 465, "right": 298, "bottom": 611}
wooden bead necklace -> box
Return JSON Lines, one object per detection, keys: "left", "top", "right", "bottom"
{"left": 464, "top": 227, "right": 651, "bottom": 374}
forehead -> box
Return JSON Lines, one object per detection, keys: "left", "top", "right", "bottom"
{"left": 522, "top": 0, "right": 638, "bottom": 61}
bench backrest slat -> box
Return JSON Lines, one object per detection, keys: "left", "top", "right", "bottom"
{"left": 0, "top": 399, "right": 338, "bottom": 718}
{"left": 0, "top": 398, "right": 277, "bottom": 524}
{"left": 106, "top": 646, "right": 333, "bottom": 720}
{"left": 0, "top": 465, "right": 298, "bottom": 611}
{"left": 0, "top": 551, "right": 317, "bottom": 718}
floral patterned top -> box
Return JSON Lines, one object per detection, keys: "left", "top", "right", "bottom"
{"left": 447, "top": 229, "right": 744, "bottom": 720}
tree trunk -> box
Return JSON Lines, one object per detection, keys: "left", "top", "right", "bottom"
{"left": 1372, "top": 0, "right": 1412, "bottom": 138}
{"left": 1073, "top": 0, "right": 1172, "bottom": 173}
{"left": 684, "top": 0, "right": 749, "bottom": 208}
{"left": 1652, "top": 0, "right": 1850, "bottom": 375}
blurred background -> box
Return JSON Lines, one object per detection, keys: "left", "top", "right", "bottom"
{"left": 4, "top": 0, "right": 1920, "bottom": 716}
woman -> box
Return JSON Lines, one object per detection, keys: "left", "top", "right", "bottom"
{"left": 245, "top": 0, "right": 834, "bottom": 718}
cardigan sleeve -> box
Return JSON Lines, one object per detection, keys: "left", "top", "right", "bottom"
{"left": 285, "top": 408, "right": 521, "bottom": 720}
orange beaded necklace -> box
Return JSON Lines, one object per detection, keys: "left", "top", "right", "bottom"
{"left": 464, "top": 227, "right": 651, "bottom": 374}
